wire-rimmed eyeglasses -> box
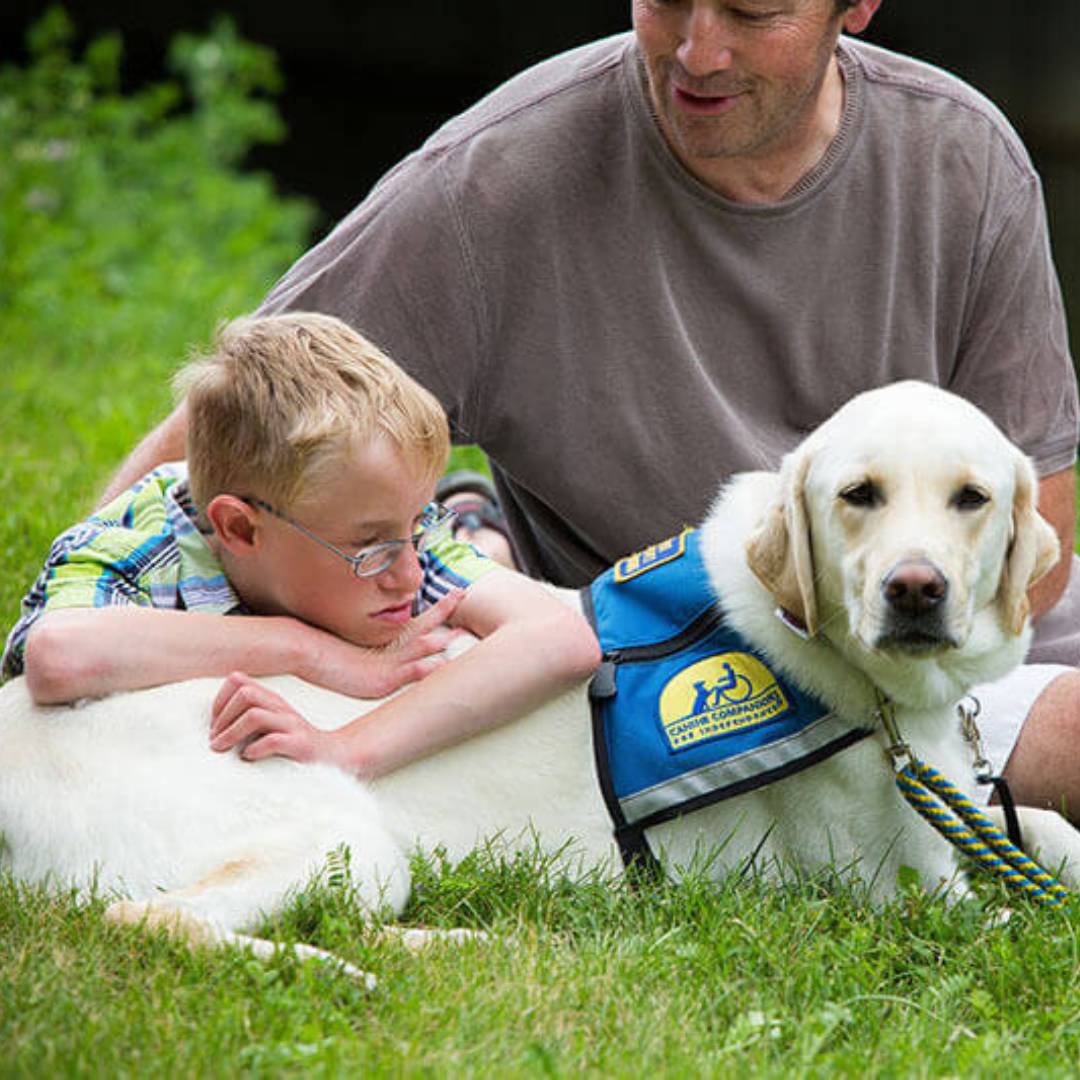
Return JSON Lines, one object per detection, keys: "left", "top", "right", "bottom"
{"left": 243, "top": 497, "right": 457, "bottom": 578}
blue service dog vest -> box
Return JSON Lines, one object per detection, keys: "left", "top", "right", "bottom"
{"left": 582, "top": 528, "right": 873, "bottom": 874}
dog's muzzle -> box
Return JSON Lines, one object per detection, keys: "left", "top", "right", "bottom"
{"left": 875, "top": 559, "right": 958, "bottom": 652}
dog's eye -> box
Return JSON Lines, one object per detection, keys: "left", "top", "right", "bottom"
{"left": 838, "top": 481, "right": 882, "bottom": 508}
{"left": 952, "top": 485, "right": 990, "bottom": 511}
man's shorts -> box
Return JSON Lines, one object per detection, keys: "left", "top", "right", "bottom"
{"left": 972, "top": 663, "right": 1073, "bottom": 801}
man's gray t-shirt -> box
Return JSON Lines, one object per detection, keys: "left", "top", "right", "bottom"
{"left": 261, "top": 34, "right": 1078, "bottom": 656}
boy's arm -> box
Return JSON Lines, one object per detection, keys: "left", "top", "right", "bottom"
{"left": 208, "top": 569, "right": 601, "bottom": 775}
{"left": 22, "top": 594, "right": 462, "bottom": 705}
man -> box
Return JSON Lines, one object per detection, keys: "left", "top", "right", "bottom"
{"left": 107, "top": 2, "right": 1080, "bottom": 814}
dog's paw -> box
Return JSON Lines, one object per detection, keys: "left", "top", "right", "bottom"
{"left": 104, "top": 898, "right": 228, "bottom": 944}
{"left": 105, "top": 899, "right": 376, "bottom": 987}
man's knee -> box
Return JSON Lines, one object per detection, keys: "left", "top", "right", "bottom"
{"left": 1002, "top": 669, "right": 1080, "bottom": 821}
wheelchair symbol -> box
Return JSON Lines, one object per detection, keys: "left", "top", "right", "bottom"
{"left": 691, "top": 662, "right": 754, "bottom": 712}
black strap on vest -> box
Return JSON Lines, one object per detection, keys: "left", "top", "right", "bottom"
{"left": 587, "top": 658, "right": 664, "bottom": 883}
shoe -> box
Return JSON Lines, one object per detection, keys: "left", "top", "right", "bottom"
{"left": 435, "top": 470, "right": 510, "bottom": 541}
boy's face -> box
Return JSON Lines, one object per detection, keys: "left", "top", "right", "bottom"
{"left": 246, "top": 436, "right": 438, "bottom": 648}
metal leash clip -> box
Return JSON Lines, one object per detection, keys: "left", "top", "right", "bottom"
{"left": 874, "top": 690, "right": 911, "bottom": 771}
{"left": 958, "top": 695, "right": 993, "bottom": 783}
{"left": 958, "top": 693, "right": 1025, "bottom": 849}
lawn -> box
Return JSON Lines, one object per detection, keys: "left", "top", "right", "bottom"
{"left": 5, "top": 860, "right": 1080, "bottom": 1077}
{"left": 4, "top": 14, "right": 1080, "bottom": 1078}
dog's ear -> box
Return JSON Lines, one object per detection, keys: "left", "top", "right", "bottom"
{"left": 745, "top": 451, "right": 818, "bottom": 635}
{"left": 997, "top": 452, "right": 1060, "bottom": 636}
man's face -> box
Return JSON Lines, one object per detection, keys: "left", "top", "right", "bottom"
{"left": 633, "top": 0, "right": 848, "bottom": 171}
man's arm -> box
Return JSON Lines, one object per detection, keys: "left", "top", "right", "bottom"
{"left": 1031, "top": 466, "right": 1075, "bottom": 623}
{"left": 21, "top": 594, "right": 462, "bottom": 705}
{"left": 100, "top": 404, "right": 189, "bottom": 507}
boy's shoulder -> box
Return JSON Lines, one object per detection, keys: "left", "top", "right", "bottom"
{"left": 56, "top": 462, "right": 206, "bottom": 576}
{"left": 94, "top": 462, "right": 190, "bottom": 526}
{"left": 29, "top": 463, "right": 195, "bottom": 580}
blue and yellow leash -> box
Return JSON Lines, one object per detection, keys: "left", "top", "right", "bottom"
{"left": 875, "top": 691, "right": 1073, "bottom": 909}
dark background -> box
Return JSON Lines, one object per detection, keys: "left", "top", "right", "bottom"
{"left": 4, "top": 2, "right": 1079, "bottom": 328}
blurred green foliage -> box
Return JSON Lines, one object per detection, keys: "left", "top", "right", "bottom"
{"left": 0, "top": 8, "right": 316, "bottom": 630}
{"left": 0, "top": 7, "right": 313, "bottom": 376}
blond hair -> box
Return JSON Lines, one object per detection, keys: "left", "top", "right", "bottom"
{"left": 174, "top": 313, "right": 449, "bottom": 513}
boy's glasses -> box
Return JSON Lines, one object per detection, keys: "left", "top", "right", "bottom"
{"left": 243, "top": 498, "right": 457, "bottom": 578}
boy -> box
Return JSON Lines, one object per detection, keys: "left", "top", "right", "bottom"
{"left": 2, "top": 314, "right": 599, "bottom": 777}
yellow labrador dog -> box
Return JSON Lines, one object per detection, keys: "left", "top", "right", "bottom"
{"left": 1, "top": 381, "right": 1078, "bottom": 975}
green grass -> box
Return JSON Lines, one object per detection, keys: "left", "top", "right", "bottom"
{"left": 5, "top": 856, "right": 1080, "bottom": 1076}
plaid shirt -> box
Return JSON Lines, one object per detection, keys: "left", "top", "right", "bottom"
{"left": 2, "top": 463, "right": 495, "bottom": 679}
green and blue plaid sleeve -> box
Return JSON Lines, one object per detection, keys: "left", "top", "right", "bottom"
{"left": 2, "top": 465, "right": 236, "bottom": 679}
{"left": 416, "top": 533, "right": 499, "bottom": 612}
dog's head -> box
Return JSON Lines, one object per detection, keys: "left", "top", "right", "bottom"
{"left": 745, "top": 382, "right": 1059, "bottom": 662}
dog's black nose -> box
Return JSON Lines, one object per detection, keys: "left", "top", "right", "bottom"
{"left": 882, "top": 561, "right": 948, "bottom": 616}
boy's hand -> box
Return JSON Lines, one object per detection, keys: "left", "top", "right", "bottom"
{"left": 304, "top": 589, "right": 466, "bottom": 699}
{"left": 209, "top": 672, "right": 336, "bottom": 765}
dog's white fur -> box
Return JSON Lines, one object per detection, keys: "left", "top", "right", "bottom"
{"left": 2, "top": 381, "right": 1078, "bottom": 976}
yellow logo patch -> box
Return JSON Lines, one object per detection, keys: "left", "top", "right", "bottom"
{"left": 614, "top": 529, "right": 689, "bottom": 583}
{"left": 659, "top": 652, "right": 791, "bottom": 750}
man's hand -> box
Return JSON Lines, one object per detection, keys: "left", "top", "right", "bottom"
{"left": 209, "top": 672, "right": 339, "bottom": 764}
{"left": 302, "top": 590, "right": 465, "bottom": 699}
